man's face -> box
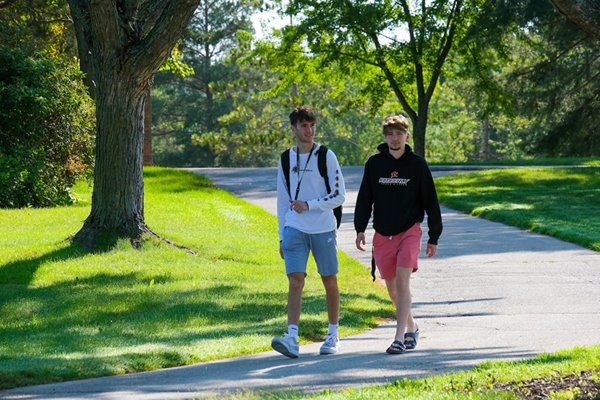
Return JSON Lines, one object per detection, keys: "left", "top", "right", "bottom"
{"left": 384, "top": 128, "right": 409, "bottom": 151}
{"left": 291, "top": 120, "right": 316, "bottom": 144}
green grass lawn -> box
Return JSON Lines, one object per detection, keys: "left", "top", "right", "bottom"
{"left": 224, "top": 345, "right": 600, "bottom": 399}
{"left": 0, "top": 167, "right": 393, "bottom": 390}
{"left": 431, "top": 157, "right": 600, "bottom": 167}
{"left": 435, "top": 167, "right": 600, "bottom": 251}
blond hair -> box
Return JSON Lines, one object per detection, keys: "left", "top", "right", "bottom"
{"left": 382, "top": 115, "right": 409, "bottom": 134}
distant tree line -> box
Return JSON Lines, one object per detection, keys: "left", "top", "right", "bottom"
{"left": 1, "top": 0, "right": 598, "bottom": 211}
{"left": 153, "top": 0, "right": 599, "bottom": 167}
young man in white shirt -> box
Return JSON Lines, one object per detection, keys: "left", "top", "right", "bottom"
{"left": 272, "top": 105, "right": 346, "bottom": 358}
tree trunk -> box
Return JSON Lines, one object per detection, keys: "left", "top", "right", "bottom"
{"left": 411, "top": 116, "right": 426, "bottom": 157}
{"left": 481, "top": 117, "right": 490, "bottom": 160}
{"left": 73, "top": 73, "right": 151, "bottom": 247}
{"left": 67, "top": 0, "right": 200, "bottom": 249}
{"left": 411, "top": 101, "right": 429, "bottom": 157}
{"left": 143, "top": 89, "right": 153, "bottom": 166}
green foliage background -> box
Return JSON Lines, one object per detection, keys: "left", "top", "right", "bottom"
{"left": 0, "top": 0, "right": 598, "bottom": 209}
{"left": 0, "top": 47, "right": 95, "bottom": 207}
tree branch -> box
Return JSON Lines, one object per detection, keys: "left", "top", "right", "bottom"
{"left": 89, "top": 1, "right": 122, "bottom": 66}
{"left": 369, "top": 32, "right": 417, "bottom": 121}
{"left": 549, "top": 0, "right": 600, "bottom": 41}
{"left": 0, "top": 0, "right": 18, "bottom": 9}
{"left": 131, "top": 0, "right": 200, "bottom": 74}
{"left": 425, "top": 0, "right": 462, "bottom": 101}
{"left": 67, "top": 0, "right": 97, "bottom": 99}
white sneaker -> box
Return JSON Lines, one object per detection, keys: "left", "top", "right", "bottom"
{"left": 319, "top": 333, "right": 340, "bottom": 355}
{"left": 271, "top": 334, "right": 299, "bottom": 358}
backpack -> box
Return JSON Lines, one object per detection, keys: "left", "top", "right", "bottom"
{"left": 280, "top": 145, "right": 343, "bottom": 228}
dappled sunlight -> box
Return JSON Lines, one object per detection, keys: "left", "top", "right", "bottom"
{"left": 435, "top": 167, "right": 600, "bottom": 252}
{"left": 472, "top": 202, "right": 534, "bottom": 214}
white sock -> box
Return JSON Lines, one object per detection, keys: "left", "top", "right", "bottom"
{"left": 328, "top": 323, "right": 339, "bottom": 337}
{"left": 287, "top": 324, "right": 299, "bottom": 338}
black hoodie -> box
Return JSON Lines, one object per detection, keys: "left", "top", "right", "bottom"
{"left": 354, "top": 143, "right": 442, "bottom": 245}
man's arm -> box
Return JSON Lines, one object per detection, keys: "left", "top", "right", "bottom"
{"left": 354, "top": 161, "right": 373, "bottom": 234}
{"left": 420, "top": 163, "right": 442, "bottom": 246}
{"left": 355, "top": 232, "right": 367, "bottom": 251}
{"left": 276, "top": 158, "right": 290, "bottom": 241}
{"left": 306, "top": 149, "right": 345, "bottom": 211}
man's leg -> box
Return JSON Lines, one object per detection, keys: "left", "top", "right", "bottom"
{"left": 287, "top": 272, "right": 305, "bottom": 325}
{"left": 271, "top": 272, "right": 304, "bottom": 358}
{"left": 271, "top": 227, "right": 307, "bottom": 358}
{"left": 384, "top": 278, "right": 417, "bottom": 333}
{"left": 392, "top": 267, "right": 413, "bottom": 341}
{"left": 384, "top": 278, "right": 397, "bottom": 305}
{"left": 312, "top": 229, "right": 341, "bottom": 355}
{"left": 321, "top": 274, "right": 339, "bottom": 325}
{"left": 319, "top": 274, "right": 340, "bottom": 354}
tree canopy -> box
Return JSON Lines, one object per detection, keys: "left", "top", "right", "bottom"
{"left": 1, "top": 0, "right": 598, "bottom": 218}
{"left": 550, "top": 0, "right": 600, "bottom": 41}
{"left": 275, "top": 0, "right": 485, "bottom": 156}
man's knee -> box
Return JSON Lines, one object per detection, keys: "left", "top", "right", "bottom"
{"left": 288, "top": 272, "right": 305, "bottom": 290}
{"left": 395, "top": 267, "right": 412, "bottom": 288}
{"left": 321, "top": 274, "right": 338, "bottom": 290}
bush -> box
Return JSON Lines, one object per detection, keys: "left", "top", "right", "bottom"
{"left": 0, "top": 47, "right": 95, "bottom": 208}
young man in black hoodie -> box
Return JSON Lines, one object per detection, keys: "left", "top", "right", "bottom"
{"left": 354, "top": 115, "right": 442, "bottom": 354}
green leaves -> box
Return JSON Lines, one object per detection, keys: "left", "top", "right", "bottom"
{"left": 0, "top": 47, "right": 95, "bottom": 208}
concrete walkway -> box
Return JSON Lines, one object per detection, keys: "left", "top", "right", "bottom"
{"left": 1, "top": 166, "right": 599, "bottom": 400}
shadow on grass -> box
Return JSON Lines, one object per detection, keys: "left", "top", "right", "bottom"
{"left": 0, "top": 275, "right": 511, "bottom": 392}
{"left": 0, "top": 228, "right": 133, "bottom": 288}
{"left": 0, "top": 266, "right": 400, "bottom": 388}
{"left": 0, "top": 242, "right": 92, "bottom": 287}
{"left": 0, "top": 269, "right": 389, "bottom": 341}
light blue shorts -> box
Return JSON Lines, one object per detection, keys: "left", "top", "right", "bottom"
{"left": 281, "top": 227, "right": 339, "bottom": 277}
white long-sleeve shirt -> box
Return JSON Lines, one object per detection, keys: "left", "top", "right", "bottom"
{"left": 277, "top": 144, "right": 346, "bottom": 239}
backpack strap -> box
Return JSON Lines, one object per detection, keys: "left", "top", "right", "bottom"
{"left": 316, "top": 145, "right": 331, "bottom": 192}
{"left": 316, "top": 145, "right": 342, "bottom": 229}
{"left": 280, "top": 148, "right": 291, "bottom": 197}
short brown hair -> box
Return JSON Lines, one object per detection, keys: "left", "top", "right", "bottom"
{"left": 289, "top": 105, "right": 316, "bottom": 125}
{"left": 382, "top": 115, "right": 409, "bottom": 134}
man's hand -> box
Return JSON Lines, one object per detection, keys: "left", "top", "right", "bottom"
{"left": 279, "top": 241, "right": 284, "bottom": 259}
{"left": 355, "top": 232, "right": 366, "bottom": 251}
{"left": 290, "top": 200, "right": 309, "bottom": 213}
{"left": 426, "top": 243, "right": 437, "bottom": 257}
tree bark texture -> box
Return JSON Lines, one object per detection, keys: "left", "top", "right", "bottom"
{"left": 78, "top": 73, "right": 147, "bottom": 245}
{"left": 68, "top": 0, "right": 200, "bottom": 247}
{"left": 412, "top": 112, "right": 428, "bottom": 158}
{"left": 549, "top": 0, "right": 600, "bottom": 41}
{"left": 143, "top": 89, "right": 153, "bottom": 166}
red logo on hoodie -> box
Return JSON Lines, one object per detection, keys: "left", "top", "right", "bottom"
{"left": 391, "top": 171, "right": 398, "bottom": 178}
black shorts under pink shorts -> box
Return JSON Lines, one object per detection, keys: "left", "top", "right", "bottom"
{"left": 373, "top": 223, "right": 422, "bottom": 279}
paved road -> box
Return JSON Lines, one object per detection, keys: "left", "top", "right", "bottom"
{"left": 2, "top": 166, "right": 599, "bottom": 400}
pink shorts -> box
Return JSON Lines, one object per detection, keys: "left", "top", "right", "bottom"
{"left": 373, "top": 223, "right": 422, "bottom": 279}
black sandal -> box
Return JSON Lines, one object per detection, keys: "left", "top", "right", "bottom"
{"left": 386, "top": 339, "right": 406, "bottom": 354}
{"left": 404, "top": 328, "right": 419, "bottom": 350}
